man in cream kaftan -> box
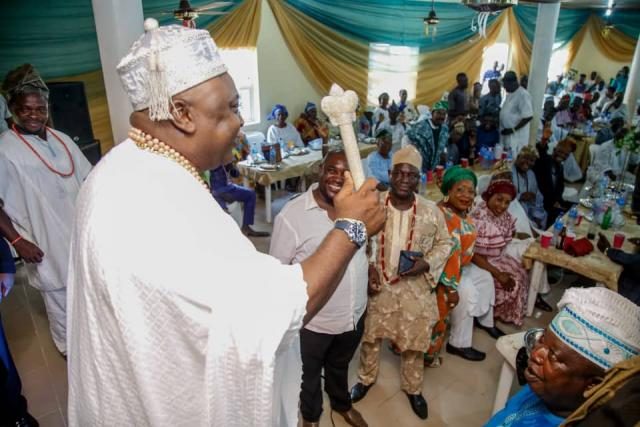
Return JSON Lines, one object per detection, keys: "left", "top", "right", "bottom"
{"left": 359, "top": 193, "right": 451, "bottom": 389}
{"left": 0, "top": 74, "right": 91, "bottom": 354}
{"left": 352, "top": 146, "right": 452, "bottom": 420}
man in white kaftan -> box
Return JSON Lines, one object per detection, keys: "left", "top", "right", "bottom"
{"left": 66, "top": 20, "right": 385, "bottom": 427}
{"left": 0, "top": 67, "right": 91, "bottom": 354}
{"left": 500, "top": 71, "right": 533, "bottom": 157}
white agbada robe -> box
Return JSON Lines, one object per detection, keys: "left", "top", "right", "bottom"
{"left": 67, "top": 140, "right": 308, "bottom": 427}
{"left": 500, "top": 86, "right": 533, "bottom": 157}
{"left": 0, "top": 127, "right": 91, "bottom": 353}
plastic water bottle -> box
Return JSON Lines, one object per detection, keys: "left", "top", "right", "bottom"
{"left": 269, "top": 145, "right": 276, "bottom": 165}
{"left": 612, "top": 197, "right": 626, "bottom": 229}
{"left": 278, "top": 137, "right": 286, "bottom": 154}
{"left": 552, "top": 216, "right": 564, "bottom": 247}
{"left": 566, "top": 205, "right": 579, "bottom": 232}
{"left": 420, "top": 173, "right": 427, "bottom": 195}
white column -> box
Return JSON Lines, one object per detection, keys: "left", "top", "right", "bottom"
{"left": 623, "top": 38, "right": 640, "bottom": 125}
{"left": 527, "top": 2, "right": 561, "bottom": 147}
{"left": 92, "top": 0, "right": 144, "bottom": 144}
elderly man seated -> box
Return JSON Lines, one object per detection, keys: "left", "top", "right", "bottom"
{"left": 485, "top": 287, "right": 640, "bottom": 427}
{"left": 512, "top": 146, "right": 547, "bottom": 229}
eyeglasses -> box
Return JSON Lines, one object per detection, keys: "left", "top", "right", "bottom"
{"left": 524, "top": 328, "right": 545, "bottom": 357}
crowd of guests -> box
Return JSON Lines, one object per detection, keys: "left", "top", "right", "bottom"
{"left": 0, "top": 44, "right": 638, "bottom": 427}
{"left": 269, "top": 143, "right": 639, "bottom": 426}
{"left": 259, "top": 63, "right": 640, "bottom": 426}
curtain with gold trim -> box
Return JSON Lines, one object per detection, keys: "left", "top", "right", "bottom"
{"left": 208, "top": 0, "right": 262, "bottom": 48}
{"left": 267, "top": 0, "right": 369, "bottom": 105}
{"left": 415, "top": 12, "right": 507, "bottom": 108}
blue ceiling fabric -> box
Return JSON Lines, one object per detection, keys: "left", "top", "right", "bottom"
{"left": 601, "top": 10, "right": 640, "bottom": 40}
{"left": 0, "top": 0, "right": 241, "bottom": 81}
{"left": 513, "top": 4, "right": 590, "bottom": 49}
{"left": 283, "top": 0, "right": 496, "bottom": 52}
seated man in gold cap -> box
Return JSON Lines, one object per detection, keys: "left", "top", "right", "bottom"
{"left": 66, "top": 19, "right": 385, "bottom": 426}
{"left": 351, "top": 145, "right": 453, "bottom": 420}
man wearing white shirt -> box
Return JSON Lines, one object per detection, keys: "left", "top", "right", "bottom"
{"left": 500, "top": 71, "right": 533, "bottom": 157}
{"left": 270, "top": 148, "right": 368, "bottom": 427}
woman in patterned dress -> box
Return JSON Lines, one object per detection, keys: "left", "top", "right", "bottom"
{"left": 471, "top": 179, "right": 530, "bottom": 326}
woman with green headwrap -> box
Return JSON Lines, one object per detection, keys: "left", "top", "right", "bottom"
{"left": 424, "top": 166, "right": 496, "bottom": 365}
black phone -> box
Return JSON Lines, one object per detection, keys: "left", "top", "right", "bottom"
{"left": 398, "top": 250, "right": 424, "bottom": 275}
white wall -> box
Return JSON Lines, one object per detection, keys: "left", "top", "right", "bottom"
{"left": 243, "top": 0, "right": 322, "bottom": 135}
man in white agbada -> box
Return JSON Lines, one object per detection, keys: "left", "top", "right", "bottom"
{"left": 0, "top": 64, "right": 92, "bottom": 355}
{"left": 66, "top": 19, "right": 385, "bottom": 427}
{"left": 500, "top": 71, "right": 533, "bottom": 157}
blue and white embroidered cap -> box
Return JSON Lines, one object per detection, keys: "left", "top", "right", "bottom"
{"left": 551, "top": 287, "right": 640, "bottom": 370}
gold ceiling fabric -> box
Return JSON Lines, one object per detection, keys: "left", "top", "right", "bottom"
{"left": 207, "top": 0, "right": 262, "bottom": 48}
{"left": 506, "top": 8, "right": 532, "bottom": 80}
{"left": 565, "top": 21, "right": 589, "bottom": 73}
{"left": 587, "top": 14, "right": 636, "bottom": 62}
{"left": 267, "top": 0, "right": 369, "bottom": 106}
{"left": 415, "top": 12, "right": 506, "bottom": 108}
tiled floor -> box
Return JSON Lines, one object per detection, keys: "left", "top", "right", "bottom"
{"left": 1, "top": 188, "right": 571, "bottom": 427}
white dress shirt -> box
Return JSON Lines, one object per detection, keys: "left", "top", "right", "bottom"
{"left": 270, "top": 184, "right": 368, "bottom": 334}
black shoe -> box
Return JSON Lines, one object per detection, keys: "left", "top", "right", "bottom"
{"left": 474, "top": 319, "right": 506, "bottom": 339}
{"left": 535, "top": 295, "right": 553, "bottom": 312}
{"left": 445, "top": 343, "right": 486, "bottom": 361}
{"left": 350, "top": 382, "right": 372, "bottom": 403}
{"left": 405, "top": 393, "right": 428, "bottom": 420}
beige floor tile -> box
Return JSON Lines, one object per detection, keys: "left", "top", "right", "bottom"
{"left": 20, "top": 366, "right": 59, "bottom": 418}
{"left": 34, "top": 410, "right": 67, "bottom": 427}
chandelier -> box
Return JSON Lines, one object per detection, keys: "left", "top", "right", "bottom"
{"left": 463, "top": 0, "right": 517, "bottom": 38}
{"left": 423, "top": 0, "right": 439, "bottom": 38}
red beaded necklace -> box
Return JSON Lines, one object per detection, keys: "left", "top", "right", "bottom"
{"left": 11, "top": 124, "right": 75, "bottom": 178}
{"left": 379, "top": 194, "right": 417, "bottom": 285}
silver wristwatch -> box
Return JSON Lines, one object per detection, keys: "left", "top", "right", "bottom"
{"left": 334, "top": 218, "right": 367, "bottom": 248}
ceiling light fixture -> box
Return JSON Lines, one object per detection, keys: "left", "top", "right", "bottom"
{"left": 423, "top": 0, "right": 439, "bottom": 38}
{"left": 463, "top": 0, "right": 517, "bottom": 38}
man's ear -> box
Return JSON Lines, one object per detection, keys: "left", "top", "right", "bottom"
{"left": 169, "top": 98, "right": 196, "bottom": 135}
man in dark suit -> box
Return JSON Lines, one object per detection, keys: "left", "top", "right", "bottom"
{"left": 532, "top": 134, "right": 573, "bottom": 227}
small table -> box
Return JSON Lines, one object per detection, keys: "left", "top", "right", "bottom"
{"left": 493, "top": 332, "right": 526, "bottom": 415}
{"left": 522, "top": 205, "right": 639, "bottom": 291}
{"left": 237, "top": 143, "right": 377, "bottom": 223}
